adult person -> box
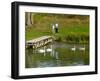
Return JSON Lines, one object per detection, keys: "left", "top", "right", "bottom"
{"left": 52, "top": 24, "right": 55, "bottom": 34}
{"left": 55, "top": 23, "right": 59, "bottom": 33}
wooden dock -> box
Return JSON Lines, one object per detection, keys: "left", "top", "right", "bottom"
{"left": 26, "top": 36, "right": 53, "bottom": 49}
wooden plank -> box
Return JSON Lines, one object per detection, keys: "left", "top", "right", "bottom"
{"left": 26, "top": 36, "right": 53, "bottom": 49}
{"left": 26, "top": 36, "right": 53, "bottom": 44}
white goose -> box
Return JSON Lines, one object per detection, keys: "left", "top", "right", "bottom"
{"left": 46, "top": 48, "right": 52, "bottom": 52}
{"left": 71, "top": 45, "right": 76, "bottom": 51}
{"left": 46, "top": 45, "right": 53, "bottom": 52}
{"left": 79, "top": 45, "right": 85, "bottom": 51}
{"left": 38, "top": 49, "right": 46, "bottom": 53}
{"left": 38, "top": 46, "right": 46, "bottom": 53}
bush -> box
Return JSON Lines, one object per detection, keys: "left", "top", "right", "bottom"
{"left": 54, "top": 36, "right": 62, "bottom": 42}
{"left": 64, "top": 33, "right": 89, "bottom": 43}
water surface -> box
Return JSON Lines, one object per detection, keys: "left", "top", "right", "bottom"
{"left": 25, "top": 42, "right": 89, "bottom": 68}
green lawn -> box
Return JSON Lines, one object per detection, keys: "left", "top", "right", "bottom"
{"left": 25, "top": 13, "right": 89, "bottom": 43}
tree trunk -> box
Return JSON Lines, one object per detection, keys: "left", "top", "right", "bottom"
{"left": 25, "top": 12, "right": 34, "bottom": 26}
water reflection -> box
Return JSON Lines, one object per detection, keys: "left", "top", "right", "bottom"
{"left": 25, "top": 42, "right": 89, "bottom": 68}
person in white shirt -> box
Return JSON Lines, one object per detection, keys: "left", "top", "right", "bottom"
{"left": 52, "top": 24, "right": 55, "bottom": 34}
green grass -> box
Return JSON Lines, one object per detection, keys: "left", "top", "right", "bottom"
{"left": 25, "top": 13, "right": 89, "bottom": 43}
{"left": 53, "top": 24, "right": 89, "bottom": 43}
{"left": 25, "top": 26, "right": 52, "bottom": 40}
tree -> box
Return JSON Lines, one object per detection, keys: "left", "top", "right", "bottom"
{"left": 25, "top": 12, "right": 34, "bottom": 26}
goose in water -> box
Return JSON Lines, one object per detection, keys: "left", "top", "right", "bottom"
{"left": 46, "top": 45, "right": 53, "bottom": 52}
{"left": 46, "top": 48, "right": 52, "bottom": 52}
{"left": 38, "top": 49, "right": 46, "bottom": 53}
{"left": 79, "top": 45, "right": 85, "bottom": 51}
{"left": 71, "top": 45, "right": 76, "bottom": 51}
{"left": 38, "top": 48, "right": 52, "bottom": 53}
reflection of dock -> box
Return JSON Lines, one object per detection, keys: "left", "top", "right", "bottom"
{"left": 26, "top": 36, "right": 53, "bottom": 49}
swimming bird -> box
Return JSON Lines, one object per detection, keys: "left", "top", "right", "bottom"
{"left": 46, "top": 48, "right": 52, "bottom": 52}
{"left": 71, "top": 45, "right": 76, "bottom": 51}
{"left": 38, "top": 49, "right": 46, "bottom": 53}
{"left": 79, "top": 45, "right": 85, "bottom": 51}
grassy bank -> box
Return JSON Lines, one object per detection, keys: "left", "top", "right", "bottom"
{"left": 25, "top": 13, "right": 89, "bottom": 43}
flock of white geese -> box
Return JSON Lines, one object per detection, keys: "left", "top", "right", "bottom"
{"left": 71, "top": 45, "right": 85, "bottom": 51}
{"left": 38, "top": 45, "right": 86, "bottom": 53}
{"left": 38, "top": 48, "right": 52, "bottom": 53}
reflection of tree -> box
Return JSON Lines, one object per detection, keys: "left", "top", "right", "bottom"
{"left": 25, "top": 49, "right": 38, "bottom": 68}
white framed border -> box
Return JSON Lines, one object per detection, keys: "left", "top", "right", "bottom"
{"left": 19, "top": 5, "right": 95, "bottom": 76}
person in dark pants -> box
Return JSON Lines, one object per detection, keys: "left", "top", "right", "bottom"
{"left": 55, "top": 23, "right": 59, "bottom": 33}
